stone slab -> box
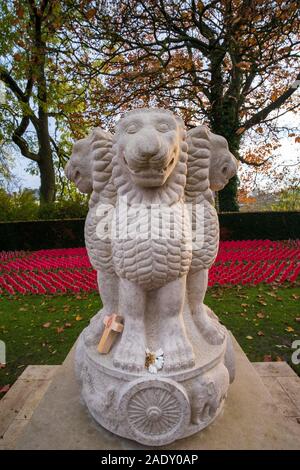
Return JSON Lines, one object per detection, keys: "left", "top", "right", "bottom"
{"left": 20, "top": 365, "right": 60, "bottom": 381}
{"left": 252, "top": 362, "right": 297, "bottom": 377}
{"left": 0, "top": 366, "right": 59, "bottom": 450}
{"left": 260, "top": 376, "right": 299, "bottom": 417}
{"left": 0, "top": 378, "right": 33, "bottom": 438}
{"left": 277, "top": 377, "right": 300, "bottom": 411}
{"left": 15, "top": 337, "right": 300, "bottom": 450}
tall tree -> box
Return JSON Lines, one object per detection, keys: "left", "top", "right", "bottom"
{"left": 0, "top": 0, "right": 91, "bottom": 203}
{"left": 69, "top": 0, "right": 300, "bottom": 210}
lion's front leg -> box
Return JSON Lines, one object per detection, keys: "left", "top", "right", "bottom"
{"left": 85, "top": 270, "right": 119, "bottom": 346}
{"left": 156, "top": 276, "right": 194, "bottom": 372}
{"left": 187, "top": 269, "right": 226, "bottom": 345}
{"left": 113, "top": 278, "right": 146, "bottom": 373}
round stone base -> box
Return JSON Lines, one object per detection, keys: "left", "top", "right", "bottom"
{"left": 75, "top": 313, "right": 234, "bottom": 446}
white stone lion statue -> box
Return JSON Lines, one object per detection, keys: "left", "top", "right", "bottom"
{"left": 65, "top": 108, "right": 237, "bottom": 373}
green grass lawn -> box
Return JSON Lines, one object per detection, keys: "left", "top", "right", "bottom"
{"left": 0, "top": 284, "right": 299, "bottom": 396}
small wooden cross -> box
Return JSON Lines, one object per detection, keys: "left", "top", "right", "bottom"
{"left": 97, "top": 314, "right": 124, "bottom": 354}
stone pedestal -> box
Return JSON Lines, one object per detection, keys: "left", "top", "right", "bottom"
{"left": 75, "top": 303, "right": 234, "bottom": 446}
{"left": 15, "top": 336, "right": 300, "bottom": 450}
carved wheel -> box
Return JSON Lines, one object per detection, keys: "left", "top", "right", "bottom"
{"left": 119, "top": 378, "right": 190, "bottom": 446}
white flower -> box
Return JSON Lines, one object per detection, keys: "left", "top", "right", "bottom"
{"left": 148, "top": 365, "right": 158, "bottom": 374}
{"left": 155, "top": 357, "right": 164, "bottom": 370}
{"left": 145, "top": 348, "right": 164, "bottom": 373}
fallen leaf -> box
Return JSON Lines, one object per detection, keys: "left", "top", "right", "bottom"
{"left": 246, "top": 335, "right": 253, "bottom": 340}
{"left": 56, "top": 327, "right": 64, "bottom": 334}
{"left": 295, "top": 318, "right": 300, "bottom": 323}
{"left": 0, "top": 384, "right": 10, "bottom": 393}
{"left": 256, "top": 312, "right": 265, "bottom": 319}
{"left": 64, "top": 322, "right": 72, "bottom": 328}
{"left": 263, "top": 355, "right": 272, "bottom": 362}
{"left": 42, "top": 322, "right": 51, "bottom": 328}
{"left": 0, "top": 363, "right": 6, "bottom": 369}
{"left": 285, "top": 326, "right": 295, "bottom": 332}
{"left": 257, "top": 331, "right": 265, "bottom": 336}
{"left": 292, "top": 294, "right": 299, "bottom": 300}
{"left": 75, "top": 315, "right": 83, "bottom": 321}
{"left": 276, "top": 297, "right": 283, "bottom": 301}
{"left": 241, "top": 303, "right": 249, "bottom": 308}
{"left": 258, "top": 300, "right": 267, "bottom": 306}
{"left": 276, "top": 356, "right": 283, "bottom": 362}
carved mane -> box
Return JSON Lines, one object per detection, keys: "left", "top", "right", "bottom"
{"left": 186, "top": 126, "right": 214, "bottom": 205}
{"left": 88, "top": 128, "right": 117, "bottom": 209}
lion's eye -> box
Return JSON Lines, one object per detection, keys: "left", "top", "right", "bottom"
{"left": 126, "top": 124, "right": 138, "bottom": 134}
{"left": 157, "top": 123, "right": 169, "bottom": 133}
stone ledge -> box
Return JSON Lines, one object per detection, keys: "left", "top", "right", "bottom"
{"left": 252, "top": 362, "right": 300, "bottom": 421}
{"left": 0, "top": 365, "right": 59, "bottom": 450}
{"left": 252, "top": 361, "right": 298, "bottom": 378}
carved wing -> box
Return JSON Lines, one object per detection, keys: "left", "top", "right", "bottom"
{"left": 186, "top": 126, "right": 219, "bottom": 272}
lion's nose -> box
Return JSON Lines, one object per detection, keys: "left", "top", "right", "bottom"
{"left": 139, "top": 132, "right": 161, "bottom": 159}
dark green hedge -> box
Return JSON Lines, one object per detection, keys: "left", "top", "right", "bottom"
{"left": 0, "top": 218, "right": 85, "bottom": 251}
{"left": 219, "top": 211, "right": 300, "bottom": 241}
{"left": 0, "top": 212, "right": 299, "bottom": 251}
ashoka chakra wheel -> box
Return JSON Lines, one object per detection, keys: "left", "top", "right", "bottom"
{"left": 119, "top": 378, "right": 191, "bottom": 446}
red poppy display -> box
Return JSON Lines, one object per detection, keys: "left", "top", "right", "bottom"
{"left": 0, "top": 240, "right": 299, "bottom": 296}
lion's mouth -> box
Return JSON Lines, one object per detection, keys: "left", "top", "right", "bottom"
{"left": 124, "top": 155, "right": 175, "bottom": 177}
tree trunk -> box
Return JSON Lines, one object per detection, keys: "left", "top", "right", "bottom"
{"left": 37, "top": 109, "right": 55, "bottom": 204}
{"left": 210, "top": 105, "right": 241, "bottom": 211}
{"left": 36, "top": 110, "right": 56, "bottom": 204}
{"left": 38, "top": 150, "right": 56, "bottom": 204}
{"left": 33, "top": 5, "right": 56, "bottom": 205}
{"left": 218, "top": 175, "right": 239, "bottom": 212}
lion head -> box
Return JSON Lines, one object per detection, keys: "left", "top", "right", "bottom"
{"left": 65, "top": 132, "right": 94, "bottom": 194}
{"left": 114, "top": 108, "right": 186, "bottom": 189}
{"left": 187, "top": 125, "right": 238, "bottom": 193}
{"left": 65, "top": 128, "right": 114, "bottom": 205}
{"left": 208, "top": 130, "right": 238, "bottom": 192}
